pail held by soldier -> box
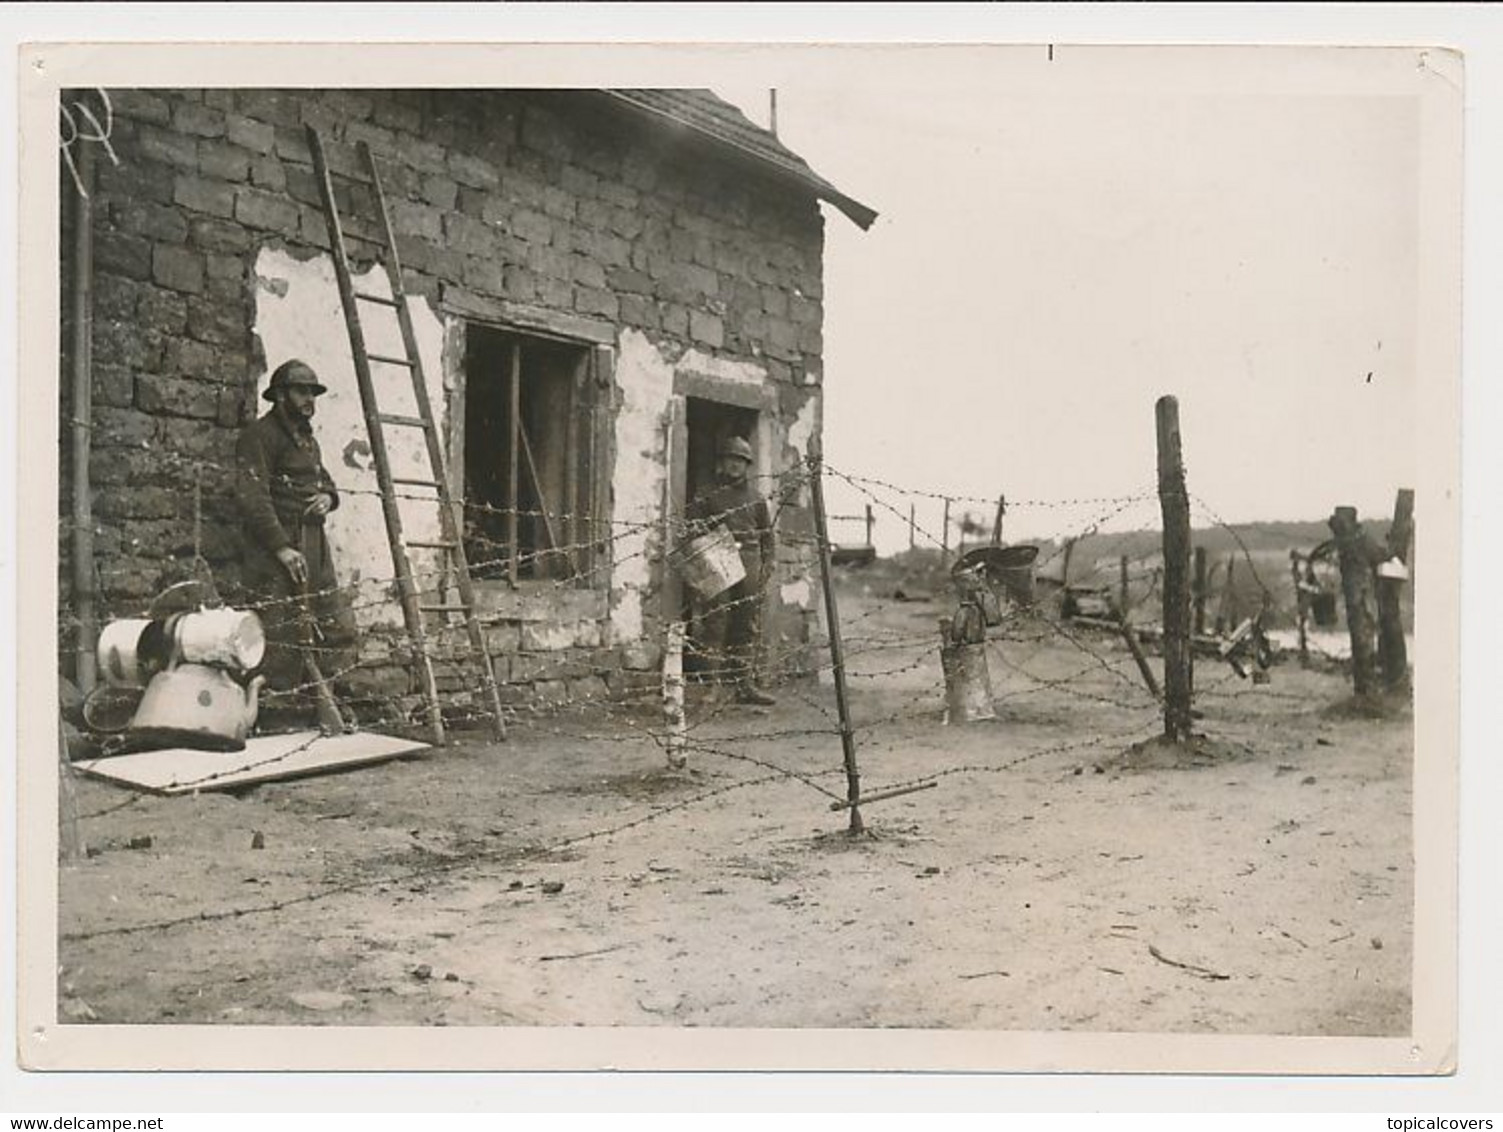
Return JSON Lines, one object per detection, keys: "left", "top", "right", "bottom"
{"left": 685, "top": 435, "right": 778, "bottom": 706}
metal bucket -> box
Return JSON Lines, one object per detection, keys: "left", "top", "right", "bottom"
{"left": 679, "top": 525, "right": 747, "bottom": 599}
{"left": 953, "top": 544, "right": 1039, "bottom": 608}
{"left": 173, "top": 608, "right": 266, "bottom": 672}
{"left": 97, "top": 619, "right": 163, "bottom": 688}
{"left": 995, "top": 545, "right": 1039, "bottom": 606}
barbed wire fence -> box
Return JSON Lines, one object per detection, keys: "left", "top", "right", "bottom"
{"left": 57, "top": 419, "right": 1402, "bottom": 950}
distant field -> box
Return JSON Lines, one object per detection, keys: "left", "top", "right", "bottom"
{"left": 867, "top": 519, "right": 1414, "bottom": 633}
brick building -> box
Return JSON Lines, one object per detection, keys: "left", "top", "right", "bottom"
{"left": 59, "top": 87, "right": 874, "bottom": 718}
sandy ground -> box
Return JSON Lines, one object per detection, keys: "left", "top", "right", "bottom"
{"left": 57, "top": 582, "right": 1413, "bottom": 1035}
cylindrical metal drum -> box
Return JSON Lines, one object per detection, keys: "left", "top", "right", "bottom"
{"left": 173, "top": 608, "right": 266, "bottom": 672}
{"left": 96, "top": 619, "right": 156, "bottom": 688}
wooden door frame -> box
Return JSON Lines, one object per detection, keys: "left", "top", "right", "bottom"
{"left": 669, "top": 370, "right": 783, "bottom": 675}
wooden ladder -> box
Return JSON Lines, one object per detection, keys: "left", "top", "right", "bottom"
{"left": 306, "top": 126, "right": 506, "bottom": 745}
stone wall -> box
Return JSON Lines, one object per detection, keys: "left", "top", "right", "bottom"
{"left": 61, "top": 87, "right": 828, "bottom": 713}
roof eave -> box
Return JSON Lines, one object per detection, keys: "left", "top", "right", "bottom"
{"left": 599, "top": 90, "right": 877, "bottom": 231}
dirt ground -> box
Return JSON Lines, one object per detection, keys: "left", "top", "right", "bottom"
{"left": 57, "top": 579, "right": 1413, "bottom": 1036}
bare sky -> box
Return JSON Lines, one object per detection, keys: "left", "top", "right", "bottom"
{"left": 721, "top": 50, "right": 1429, "bottom": 550}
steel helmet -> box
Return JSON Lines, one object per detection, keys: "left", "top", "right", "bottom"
{"left": 263, "top": 359, "right": 328, "bottom": 401}
{"left": 719, "top": 436, "right": 754, "bottom": 463}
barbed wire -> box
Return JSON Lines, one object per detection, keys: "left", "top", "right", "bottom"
{"left": 60, "top": 441, "right": 1347, "bottom": 744}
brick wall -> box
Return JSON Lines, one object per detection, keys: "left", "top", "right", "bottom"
{"left": 61, "top": 87, "right": 827, "bottom": 710}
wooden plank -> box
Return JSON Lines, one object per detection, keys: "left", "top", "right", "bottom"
{"left": 74, "top": 731, "right": 429, "bottom": 795}
{"left": 1118, "top": 614, "right": 1163, "bottom": 701}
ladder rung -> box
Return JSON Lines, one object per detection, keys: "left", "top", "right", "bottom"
{"left": 308, "top": 121, "right": 508, "bottom": 744}
{"left": 406, "top": 539, "right": 458, "bottom": 549}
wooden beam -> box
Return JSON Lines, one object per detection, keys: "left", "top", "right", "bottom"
{"left": 440, "top": 285, "right": 616, "bottom": 345}
{"left": 516, "top": 414, "right": 564, "bottom": 570}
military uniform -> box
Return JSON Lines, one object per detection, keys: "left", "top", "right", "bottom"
{"left": 234, "top": 373, "right": 356, "bottom": 697}
{"left": 686, "top": 471, "right": 775, "bottom": 692}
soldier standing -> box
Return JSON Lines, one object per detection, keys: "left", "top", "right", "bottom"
{"left": 234, "top": 360, "right": 356, "bottom": 722}
{"left": 686, "top": 435, "right": 778, "bottom": 705}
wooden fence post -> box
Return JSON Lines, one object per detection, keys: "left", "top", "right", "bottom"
{"left": 1119, "top": 554, "right": 1130, "bottom": 617}
{"left": 991, "top": 495, "right": 1007, "bottom": 546}
{"left": 1289, "top": 550, "right": 1309, "bottom": 667}
{"left": 908, "top": 502, "right": 916, "bottom": 550}
{"left": 662, "top": 621, "right": 688, "bottom": 769}
{"left": 1376, "top": 488, "right": 1414, "bottom": 693}
{"left": 940, "top": 497, "right": 951, "bottom": 567}
{"left": 1329, "top": 505, "right": 1378, "bottom": 697}
{"left": 1156, "top": 396, "right": 1194, "bottom": 742}
{"left": 809, "top": 447, "right": 863, "bottom": 834}
{"left": 1193, "top": 546, "right": 1208, "bottom": 636}
{"left": 1215, "top": 555, "right": 1237, "bottom": 634}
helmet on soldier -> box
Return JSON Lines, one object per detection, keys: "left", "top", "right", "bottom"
{"left": 263, "top": 359, "right": 328, "bottom": 401}
{"left": 719, "top": 436, "right": 754, "bottom": 463}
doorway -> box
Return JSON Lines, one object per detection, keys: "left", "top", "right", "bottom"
{"left": 685, "top": 397, "right": 760, "bottom": 509}
{"left": 682, "top": 396, "right": 760, "bottom": 675}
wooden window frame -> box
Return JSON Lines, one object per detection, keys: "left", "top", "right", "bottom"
{"left": 449, "top": 311, "right": 615, "bottom": 594}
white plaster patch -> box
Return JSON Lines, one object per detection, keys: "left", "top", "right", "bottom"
{"left": 609, "top": 328, "right": 677, "bottom": 642}
{"left": 787, "top": 390, "right": 821, "bottom": 459}
{"left": 676, "top": 345, "right": 766, "bottom": 387}
{"left": 779, "top": 578, "right": 813, "bottom": 609}
{"left": 252, "top": 247, "right": 448, "bottom": 630}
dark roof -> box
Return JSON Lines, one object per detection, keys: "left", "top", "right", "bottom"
{"left": 600, "top": 89, "right": 877, "bottom": 231}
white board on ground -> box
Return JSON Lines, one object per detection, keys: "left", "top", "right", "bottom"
{"left": 73, "top": 731, "right": 430, "bottom": 795}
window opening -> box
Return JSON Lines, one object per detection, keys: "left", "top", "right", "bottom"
{"left": 464, "top": 325, "right": 595, "bottom": 585}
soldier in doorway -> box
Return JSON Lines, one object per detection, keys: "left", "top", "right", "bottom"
{"left": 686, "top": 435, "right": 778, "bottom": 705}
{"left": 234, "top": 359, "right": 357, "bottom": 724}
